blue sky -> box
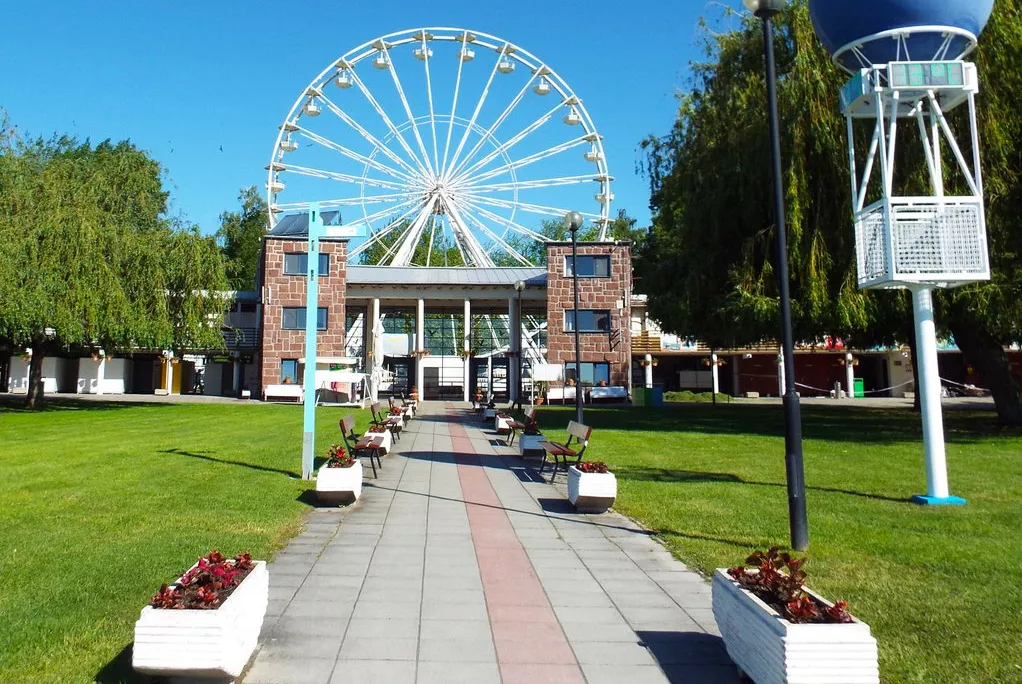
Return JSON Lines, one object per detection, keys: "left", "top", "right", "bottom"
{"left": 1, "top": 1, "right": 743, "bottom": 237}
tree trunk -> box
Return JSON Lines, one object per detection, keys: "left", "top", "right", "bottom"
{"left": 26, "top": 349, "right": 46, "bottom": 408}
{"left": 0, "top": 350, "right": 10, "bottom": 393}
{"left": 949, "top": 322, "right": 1022, "bottom": 426}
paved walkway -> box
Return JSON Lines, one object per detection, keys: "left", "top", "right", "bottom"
{"left": 241, "top": 402, "right": 739, "bottom": 684}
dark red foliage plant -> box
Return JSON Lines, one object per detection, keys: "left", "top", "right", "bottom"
{"left": 324, "top": 444, "right": 355, "bottom": 468}
{"left": 727, "top": 547, "right": 855, "bottom": 625}
{"left": 149, "top": 551, "right": 255, "bottom": 610}
{"left": 575, "top": 461, "right": 609, "bottom": 474}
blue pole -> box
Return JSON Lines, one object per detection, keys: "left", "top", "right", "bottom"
{"left": 301, "top": 203, "right": 322, "bottom": 480}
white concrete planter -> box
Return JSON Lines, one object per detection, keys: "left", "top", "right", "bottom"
{"left": 401, "top": 406, "right": 413, "bottom": 422}
{"left": 711, "top": 569, "right": 879, "bottom": 684}
{"left": 520, "top": 433, "right": 545, "bottom": 456}
{"left": 133, "top": 560, "right": 268, "bottom": 680}
{"left": 315, "top": 461, "right": 364, "bottom": 504}
{"left": 483, "top": 408, "right": 497, "bottom": 420}
{"left": 567, "top": 466, "right": 617, "bottom": 513}
{"left": 495, "top": 415, "right": 513, "bottom": 433}
{"left": 364, "top": 430, "right": 393, "bottom": 454}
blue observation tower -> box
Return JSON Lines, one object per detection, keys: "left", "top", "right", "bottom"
{"left": 809, "top": 0, "right": 995, "bottom": 506}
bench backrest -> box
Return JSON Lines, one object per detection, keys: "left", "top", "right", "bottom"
{"left": 340, "top": 414, "right": 357, "bottom": 435}
{"left": 370, "top": 401, "right": 384, "bottom": 420}
{"left": 566, "top": 421, "right": 592, "bottom": 445}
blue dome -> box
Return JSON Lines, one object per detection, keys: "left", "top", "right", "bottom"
{"left": 809, "top": 0, "right": 994, "bottom": 70}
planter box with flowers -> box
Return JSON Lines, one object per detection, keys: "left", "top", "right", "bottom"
{"left": 315, "top": 444, "right": 363, "bottom": 504}
{"left": 364, "top": 425, "right": 393, "bottom": 453}
{"left": 567, "top": 462, "right": 617, "bottom": 513}
{"left": 712, "top": 548, "right": 879, "bottom": 684}
{"left": 483, "top": 401, "right": 497, "bottom": 420}
{"left": 495, "top": 413, "right": 514, "bottom": 434}
{"left": 519, "top": 413, "right": 544, "bottom": 457}
{"left": 133, "top": 551, "right": 268, "bottom": 680}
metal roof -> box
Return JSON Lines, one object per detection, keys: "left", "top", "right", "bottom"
{"left": 347, "top": 266, "right": 546, "bottom": 287}
{"left": 267, "top": 211, "right": 343, "bottom": 238}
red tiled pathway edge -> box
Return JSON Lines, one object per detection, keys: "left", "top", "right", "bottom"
{"left": 450, "top": 412, "right": 586, "bottom": 684}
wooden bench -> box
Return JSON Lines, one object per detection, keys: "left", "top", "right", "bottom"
{"left": 388, "top": 396, "right": 413, "bottom": 423}
{"left": 546, "top": 387, "right": 585, "bottom": 405}
{"left": 505, "top": 408, "right": 536, "bottom": 447}
{"left": 588, "top": 386, "right": 629, "bottom": 402}
{"left": 370, "top": 401, "right": 403, "bottom": 442}
{"left": 539, "top": 421, "right": 593, "bottom": 474}
{"left": 263, "top": 384, "right": 304, "bottom": 403}
{"left": 339, "top": 415, "right": 384, "bottom": 478}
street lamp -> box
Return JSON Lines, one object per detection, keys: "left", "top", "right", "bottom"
{"left": 743, "top": 0, "right": 809, "bottom": 551}
{"left": 514, "top": 279, "right": 526, "bottom": 411}
{"left": 563, "top": 211, "right": 585, "bottom": 424}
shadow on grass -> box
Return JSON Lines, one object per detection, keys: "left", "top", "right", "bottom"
{"left": 533, "top": 403, "right": 999, "bottom": 445}
{"left": 0, "top": 394, "right": 166, "bottom": 414}
{"left": 94, "top": 643, "right": 154, "bottom": 684}
{"left": 636, "top": 631, "right": 740, "bottom": 683}
{"left": 613, "top": 465, "right": 910, "bottom": 504}
{"left": 159, "top": 448, "right": 301, "bottom": 479}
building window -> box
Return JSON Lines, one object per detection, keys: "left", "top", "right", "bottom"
{"left": 565, "top": 309, "right": 611, "bottom": 333}
{"left": 280, "top": 359, "right": 299, "bottom": 384}
{"left": 564, "top": 255, "right": 610, "bottom": 278}
{"left": 565, "top": 362, "right": 611, "bottom": 386}
{"left": 282, "top": 307, "right": 328, "bottom": 330}
{"left": 283, "top": 252, "right": 330, "bottom": 276}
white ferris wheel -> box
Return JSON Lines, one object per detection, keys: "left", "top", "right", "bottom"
{"left": 267, "top": 27, "right": 613, "bottom": 267}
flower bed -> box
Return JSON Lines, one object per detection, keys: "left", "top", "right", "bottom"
{"left": 133, "top": 551, "right": 268, "bottom": 679}
{"left": 567, "top": 463, "right": 616, "bottom": 513}
{"left": 316, "top": 444, "right": 363, "bottom": 503}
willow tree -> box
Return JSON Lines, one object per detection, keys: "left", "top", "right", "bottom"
{"left": 640, "top": 0, "right": 1022, "bottom": 423}
{"left": 0, "top": 135, "right": 230, "bottom": 407}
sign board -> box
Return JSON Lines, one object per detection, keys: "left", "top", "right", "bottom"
{"left": 210, "top": 354, "right": 253, "bottom": 364}
{"left": 532, "top": 363, "right": 563, "bottom": 382}
{"left": 325, "top": 226, "right": 366, "bottom": 238}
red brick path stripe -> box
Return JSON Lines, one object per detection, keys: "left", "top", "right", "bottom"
{"left": 447, "top": 409, "right": 585, "bottom": 684}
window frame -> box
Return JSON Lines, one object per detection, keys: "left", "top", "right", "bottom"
{"left": 564, "top": 254, "right": 611, "bottom": 278}
{"left": 283, "top": 252, "right": 330, "bottom": 277}
{"left": 564, "top": 361, "right": 611, "bottom": 386}
{"left": 282, "top": 306, "right": 329, "bottom": 331}
{"left": 280, "top": 359, "right": 299, "bottom": 384}
{"left": 564, "top": 309, "right": 612, "bottom": 333}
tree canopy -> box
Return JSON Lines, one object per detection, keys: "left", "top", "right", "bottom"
{"left": 0, "top": 132, "right": 230, "bottom": 406}
{"left": 216, "top": 186, "right": 268, "bottom": 290}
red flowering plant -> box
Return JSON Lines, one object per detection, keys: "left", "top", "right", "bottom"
{"left": 522, "top": 415, "right": 541, "bottom": 436}
{"left": 575, "top": 461, "right": 609, "bottom": 474}
{"left": 727, "top": 547, "right": 854, "bottom": 625}
{"left": 149, "top": 551, "right": 255, "bottom": 610}
{"left": 389, "top": 406, "right": 402, "bottom": 416}
{"left": 366, "top": 424, "right": 388, "bottom": 434}
{"left": 324, "top": 444, "right": 355, "bottom": 468}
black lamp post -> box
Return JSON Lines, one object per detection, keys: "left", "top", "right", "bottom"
{"left": 514, "top": 279, "right": 526, "bottom": 411}
{"left": 563, "top": 211, "right": 584, "bottom": 424}
{"left": 744, "top": 0, "right": 809, "bottom": 551}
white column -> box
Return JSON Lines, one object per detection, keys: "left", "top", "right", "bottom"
{"left": 508, "top": 297, "right": 518, "bottom": 404}
{"left": 711, "top": 353, "right": 720, "bottom": 396}
{"left": 845, "top": 352, "right": 855, "bottom": 400}
{"left": 777, "top": 353, "right": 786, "bottom": 396}
{"left": 416, "top": 298, "right": 425, "bottom": 395}
{"left": 644, "top": 353, "right": 653, "bottom": 389}
{"left": 95, "top": 355, "right": 105, "bottom": 396}
{"left": 463, "top": 299, "right": 471, "bottom": 402}
{"left": 370, "top": 298, "right": 381, "bottom": 401}
{"left": 232, "top": 359, "right": 242, "bottom": 397}
{"left": 913, "top": 287, "right": 952, "bottom": 500}
{"left": 165, "top": 355, "right": 174, "bottom": 394}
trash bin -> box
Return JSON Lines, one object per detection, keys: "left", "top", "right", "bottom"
{"left": 853, "top": 378, "right": 865, "bottom": 398}
{"left": 632, "top": 387, "right": 647, "bottom": 406}
{"left": 650, "top": 387, "right": 664, "bottom": 406}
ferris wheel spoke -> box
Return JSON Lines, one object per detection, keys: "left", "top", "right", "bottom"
{"left": 391, "top": 197, "right": 441, "bottom": 266}
{"left": 442, "top": 44, "right": 509, "bottom": 183}
{"left": 381, "top": 44, "right": 437, "bottom": 176}
{"left": 425, "top": 216, "right": 438, "bottom": 267}
{"left": 445, "top": 72, "right": 539, "bottom": 182}
{"left": 463, "top": 174, "right": 596, "bottom": 194}
{"left": 445, "top": 199, "right": 494, "bottom": 267}
{"left": 274, "top": 191, "right": 419, "bottom": 212}
{"left": 460, "top": 199, "right": 553, "bottom": 243}
{"left": 344, "top": 67, "right": 433, "bottom": 178}
{"left": 458, "top": 137, "right": 589, "bottom": 187}
{"left": 318, "top": 92, "right": 429, "bottom": 183}
{"left": 439, "top": 32, "right": 472, "bottom": 177}
{"left": 467, "top": 195, "right": 603, "bottom": 221}
{"left": 348, "top": 200, "right": 428, "bottom": 259}
{"left": 449, "top": 101, "right": 564, "bottom": 186}
{"left": 296, "top": 127, "right": 417, "bottom": 183}
{"left": 277, "top": 162, "right": 410, "bottom": 191}
{"left": 421, "top": 36, "right": 441, "bottom": 176}
{"left": 449, "top": 197, "right": 531, "bottom": 265}
{"left": 345, "top": 197, "right": 420, "bottom": 229}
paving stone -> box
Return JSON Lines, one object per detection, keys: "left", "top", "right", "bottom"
{"left": 571, "top": 641, "right": 658, "bottom": 666}
{"left": 336, "top": 636, "right": 418, "bottom": 661}
{"left": 418, "top": 633, "right": 497, "bottom": 662}
{"left": 328, "top": 660, "right": 416, "bottom": 684}
{"left": 579, "top": 663, "right": 671, "bottom": 684}
{"left": 243, "top": 656, "right": 336, "bottom": 684}
{"left": 415, "top": 661, "right": 501, "bottom": 684}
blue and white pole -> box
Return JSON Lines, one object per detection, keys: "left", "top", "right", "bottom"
{"left": 301, "top": 203, "right": 323, "bottom": 480}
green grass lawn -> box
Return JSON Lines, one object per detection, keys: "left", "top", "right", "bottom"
{"left": 0, "top": 399, "right": 373, "bottom": 684}
{"left": 536, "top": 403, "right": 1022, "bottom": 684}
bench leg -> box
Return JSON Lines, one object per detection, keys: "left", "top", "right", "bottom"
{"left": 364, "top": 452, "right": 377, "bottom": 478}
{"left": 508, "top": 428, "right": 517, "bottom": 447}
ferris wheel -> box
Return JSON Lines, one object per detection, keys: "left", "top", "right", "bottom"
{"left": 267, "top": 27, "right": 612, "bottom": 267}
